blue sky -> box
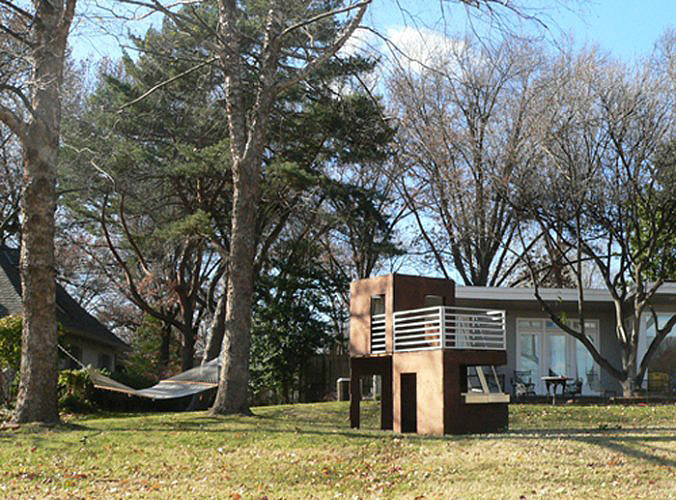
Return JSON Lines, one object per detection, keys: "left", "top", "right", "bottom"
{"left": 72, "top": 1, "right": 674, "bottom": 63}
{"left": 364, "top": 0, "right": 675, "bottom": 61}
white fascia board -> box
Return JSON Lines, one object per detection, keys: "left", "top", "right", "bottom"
{"left": 456, "top": 283, "right": 676, "bottom": 304}
{"left": 456, "top": 286, "right": 613, "bottom": 303}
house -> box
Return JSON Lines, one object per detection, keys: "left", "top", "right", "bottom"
{"left": 455, "top": 282, "right": 676, "bottom": 396}
{"left": 0, "top": 247, "right": 128, "bottom": 371}
{"left": 348, "top": 274, "right": 676, "bottom": 435}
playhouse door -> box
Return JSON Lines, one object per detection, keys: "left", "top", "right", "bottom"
{"left": 400, "top": 373, "right": 417, "bottom": 433}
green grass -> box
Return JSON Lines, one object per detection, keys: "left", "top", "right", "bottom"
{"left": 1, "top": 402, "right": 674, "bottom": 499}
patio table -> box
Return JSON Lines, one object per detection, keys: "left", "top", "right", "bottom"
{"left": 541, "top": 375, "right": 569, "bottom": 404}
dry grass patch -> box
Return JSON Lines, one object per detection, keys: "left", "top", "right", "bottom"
{"left": 0, "top": 402, "right": 674, "bottom": 498}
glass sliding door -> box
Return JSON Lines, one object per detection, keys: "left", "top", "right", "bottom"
{"left": 517, "top": 317, "right": 601, "bottom": 395}
{"left": 575, "top": 337, "right": 599, "bottom": 393}
{"left": 547, "top": 333, "right": 567, "bottom": 377}
{"left": 643, "top": 313, "right": 676, "bottom": 392}
{"left": 571, "top": 320, "right": 600, "bottom": 394}
{"left": 519, "top": 333, "right": 540, "bottom": 377}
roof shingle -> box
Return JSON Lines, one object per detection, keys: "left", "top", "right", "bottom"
{"left": 0, "top": 247, "right": 128, "bottom": 350}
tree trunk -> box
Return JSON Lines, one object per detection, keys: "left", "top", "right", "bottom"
{"left": 181, "top": 325, "right": 195, "bottom": 371}
{"left": 210, "top": 157, "right": 260, "bottom": 415}
{"left": 12, "top": 2, "right": 74, "bottom": 423}
{"left": 621, "top": 348, "right": 638, "bottom": 398}
{"left": 0, "top": 369, "right": 5, "bottom": 407}
{"left": 620, "top": 379, "right": 634, "bottom": 398}
{"left": 159, "top": 323, "right": 171, "bottom": 374}
{"left": 202, "top": 292, "right": 227, "bottom": 363}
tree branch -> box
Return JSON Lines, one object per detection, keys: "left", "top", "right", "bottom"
{"left": 0, "top": 104, "right": 27, "bottom": 142}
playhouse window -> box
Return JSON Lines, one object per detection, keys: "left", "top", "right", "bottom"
{"left": 424, "top": 295, "right": 444, "bottom": 307}
{"left": 370, "top": 295, "right": 385, "bottom": 315}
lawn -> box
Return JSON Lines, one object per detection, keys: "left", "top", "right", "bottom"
{"left": 1, "top": 402, "right": 674, "bottom": 499}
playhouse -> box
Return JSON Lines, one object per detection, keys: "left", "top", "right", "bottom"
{"left": 349, "top": 274, "right": 509, "bottom": 435}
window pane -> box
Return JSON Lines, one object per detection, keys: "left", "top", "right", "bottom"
{"left": 370, "top": 295, "right": 385, "bottom": 315}
{"left": 548, "top": 334, "right": 566, "bottom": 376}
{"left": 646, "top": 313, "right": 676, "bottom": 373}
{"left": 424, "top": 295, "right": 444, "bottom": 307}
{"left": 519, "top": 334, "right": 540, "bottom": 377}
{"left": 518, "top": 319, "right": 542, "bottom": 331}
{"left": 576, "top": 336, "right": 598, "bottom": 390}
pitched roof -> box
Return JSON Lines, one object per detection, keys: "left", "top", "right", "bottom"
{"left": 0, "top": 247, "right": 128, "bottom": 350}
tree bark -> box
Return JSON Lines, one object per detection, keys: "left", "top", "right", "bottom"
{"left": 210, "top": 0, "right": 370, "bottom": 415}
{"left": 202, "top": 292, "right": 227, "bottom": 363}
{"left": 621, "top": 345, "right": 639, "bottom": 397}
{"left": 159, "top": 322, "right": 171, "bottom": 373}
{"left": 11, "top": 0, "right": 75, "bottom": 424}
{"left": 181, "top": 323, "right": 196, "bottom": 371}
{"left": 210, "top": 156, "right": 260, "bottom": 415}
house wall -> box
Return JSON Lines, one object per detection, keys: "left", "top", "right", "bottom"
{"left": 455, "top": 296, "right": 621, "bottom": 395}
{"left": 64, "top": 335, "right": 118, "bottom": 372}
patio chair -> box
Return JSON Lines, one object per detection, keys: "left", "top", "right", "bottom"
{"left": 586, "top": 369, "right": 601, "bottom": 392}
{"left": 563, "top": 378, "right": 583, "bottom": 401}
{"left": 512, "top": 370, "right": 536, "bottom": 398}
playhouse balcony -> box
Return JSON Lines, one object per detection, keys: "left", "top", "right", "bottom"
{"left": 349, "top": 274, "right": 510, "bottom": 435}
{"left": 370, "top": 305, "right": 505, "bottom": 354}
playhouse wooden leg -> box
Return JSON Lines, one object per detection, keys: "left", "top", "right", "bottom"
{"left": 350, "top": 361, "right": 361, "bottom": 428}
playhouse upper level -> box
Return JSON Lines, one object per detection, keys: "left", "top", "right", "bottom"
{"left": 350, "top": 274, "right": 506, "bottom": 357}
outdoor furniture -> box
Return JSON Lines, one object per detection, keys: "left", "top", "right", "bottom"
{"left": 586, "top": 369, "right": 600, "bottom": 392}
{"left": 512, "top": 370, "right": 536, "bottom": 399}
{"left": 563, "top": 379, "right": 583, "bottom": 401}
{"left": 541, "top": 375, "right": 569, "bottom": 404}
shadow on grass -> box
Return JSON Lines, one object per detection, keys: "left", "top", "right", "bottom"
{"left": 38, "top": 409, "right": 676, "bottom": 468}
{"left": 73, "top": 420, "right": 676, "bottom": 468}
{"left": 6, "top": 403, "right": 674, "bottom": 468}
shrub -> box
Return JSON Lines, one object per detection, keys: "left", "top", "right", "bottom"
{"left": 0, "top": 315, "right": 21, "bottom": 372}
{"left": 0, "top": 315, "right": 22, "bottom": 406}
{"left": 58, "top": 369, "right": 96, "bottom": 413}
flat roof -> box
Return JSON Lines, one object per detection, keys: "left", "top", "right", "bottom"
{"left": 456, "top": 282, "right": 676, "bottom": 303}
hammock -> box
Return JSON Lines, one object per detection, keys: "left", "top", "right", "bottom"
{"left": 60, "top": 345, "right": 220, "bottom": 400}
{"left": 88, "top": 359, "right": 220, "bottom": 400}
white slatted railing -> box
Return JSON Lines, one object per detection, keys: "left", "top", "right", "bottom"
{"left": 443, "top": 307, "right": 505, "bottom": 350}
{"left": 370, "top": 313, "right": 386, "bottom": 353}
{"left": 392, "top": 306, "right": 505, "bottom": 352}
{"left": 392, "top": 307, "right": 443, "bottom": 351}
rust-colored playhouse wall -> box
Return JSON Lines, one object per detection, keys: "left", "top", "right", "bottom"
{"left": 349, "top": 274, "right": 507, "bottom": 436}
{"left": 349, "top": 274, "right": 455, "bottom": 356}
{"left": 391, "top": 350, "right": 507, "bottom": 435}
{"left": 349, "top": 274, "right": 392, "bottom": 356}
{"left": 392, "top": 274, "right": 455, "bottom": 312}
{"left": 350, "top": 356, "right": 393, "bottom": 430}
{"left": 443, "top": 350, "right": 508, "bottom": 434}
{"left": 392, "top": 350, "right": 444, "bottom": 435}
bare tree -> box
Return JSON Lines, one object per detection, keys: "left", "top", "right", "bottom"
{"left": 513, "top": 45, "right": 676, "bottom": 396}
{"left": 390, "top": 35, "right": 544, "bottom": 285}
{"left": 0, "top": 0, "right": 76, "bottom": 423}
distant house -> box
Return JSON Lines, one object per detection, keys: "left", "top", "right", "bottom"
{"left": 454, "top": 283, "right": 676, "bottom": 395}
{"left": 0, "top": 247, "right": 128, "bottom": 371}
